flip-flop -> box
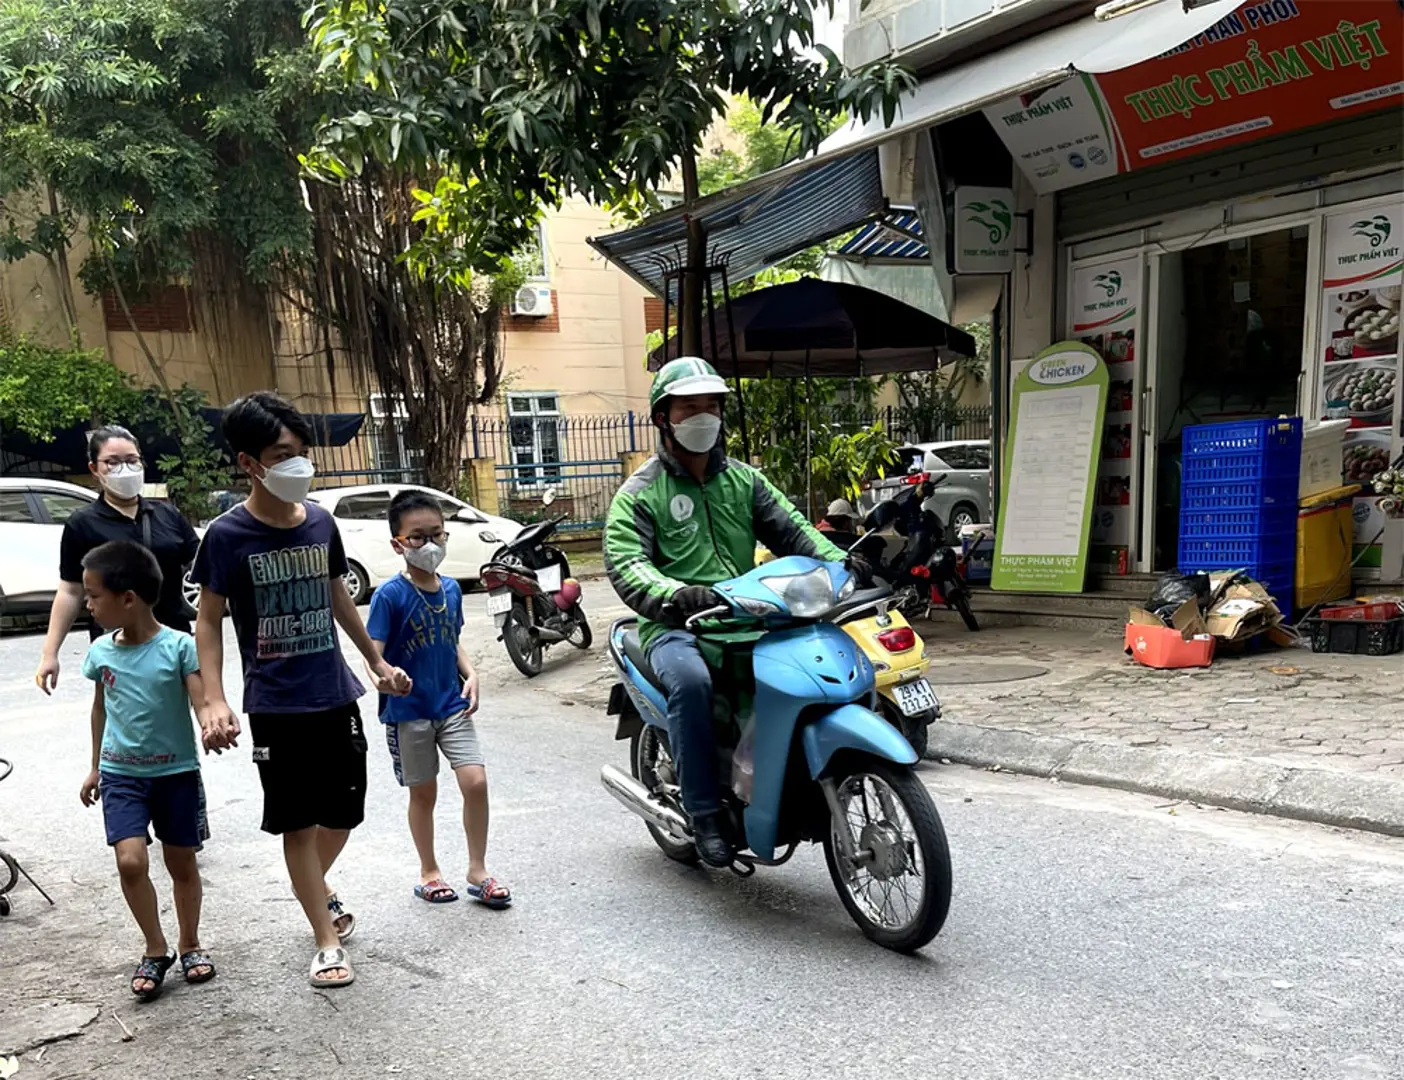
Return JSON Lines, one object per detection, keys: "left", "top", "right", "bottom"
{"left": 465, "top": 876, "right": 512, "bottom": 909}
{"left": 413, "top": 879, "right": 459, "bottom": 904}
{"left": 179, "top": 949, "right": 216, "bottom": 985}
{"left": 327, "top": 893, "right": 356, "bottom": 941}
{"left": 309, "top": 946, "right": 354, "bottom": 989}
{"left": 131, "top": 951, "right": 176, "bottom": 1001}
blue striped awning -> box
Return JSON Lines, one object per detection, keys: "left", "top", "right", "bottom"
{"left": 835, "top": 209, "right": 929, "bottom": 262}
{"left": 588, "top": 150, "right": 886, "bottom": 297}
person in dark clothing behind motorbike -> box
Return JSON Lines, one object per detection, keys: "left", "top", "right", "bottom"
{"left": 604, "top": 357, "right": 872, "bottom": 867}
{"left": 817, "top": 498, "right": 861, "bottom": 551}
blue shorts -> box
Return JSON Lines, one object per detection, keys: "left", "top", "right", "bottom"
{"left": 100, "top": 770, "right": 205, "bottom": 848}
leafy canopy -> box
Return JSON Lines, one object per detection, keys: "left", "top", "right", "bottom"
{"left": 305, "top": 0, "right": 914, "bottom": 273}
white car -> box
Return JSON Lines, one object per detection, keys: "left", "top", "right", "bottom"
{"left": 0, "top": 477, "right": 99, "bottom": 623}
{"left": 306, "top": 483, "right": 523, "bottom": 604}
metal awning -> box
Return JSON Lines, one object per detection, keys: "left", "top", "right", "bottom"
{"left": 835, "top": 209, "right": 929, "bottom": 263}
{"left": 588, "top": 150, "right": 885, "bottom": 297}
{"left": 819, "top": 0, "right": 1242, "bottom": 161}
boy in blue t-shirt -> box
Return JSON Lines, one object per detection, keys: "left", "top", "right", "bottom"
{"left": 365, "top": 490, "right": 511, "bottom": 908}
{"left": 79, "top": 541, "right": 217, "bottom": 1001}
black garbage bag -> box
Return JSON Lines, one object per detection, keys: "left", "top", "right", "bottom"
{"left": 1147, "top": 571, "right": 1212, "bottom": 621}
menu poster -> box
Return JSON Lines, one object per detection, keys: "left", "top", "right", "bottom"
{"left": 1318, "top": 203, "right": 1404, "bottom": 576}
{"left": 993, "top": 342, "right": 1110, "bottom": 593}
{"left": 1071, "top": 256, "right": 1142, "bottom": 575}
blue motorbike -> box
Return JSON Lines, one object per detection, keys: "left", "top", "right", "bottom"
{"left": 602, "top": 556, "right": 952, "bottom": 952}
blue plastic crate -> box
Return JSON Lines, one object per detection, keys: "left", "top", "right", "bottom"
{"left": 1182, "top": 418, "right": 1302, "bottom": 458}
{"left": 1178, "top": 533, "right": 1296, "bottom": 569}
{"left": 1180, "top": 477, "right": 1298, "bottom": 511}
{"left": 1179, "top": 505, "right": 1297, "bottom": 541}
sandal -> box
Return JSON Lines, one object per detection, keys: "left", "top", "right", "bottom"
{"left": 180, "top": 949, "right": 216, "bottom": 985}
{"left": 414, "top": 879, "right": 459, "bottom": 904}
{"left": 466, "top": 876, "right": 512, "bottom": 909}
{"left": 131, "top": 951, "right": 176, "bottom": 1001}
{"left": 327, "top": 893, "right": 356, "bottom": 941}
{"left": 308, "top": 946, "right": 354, "bottom": 988}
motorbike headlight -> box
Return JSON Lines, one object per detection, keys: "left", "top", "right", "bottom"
{"left": 734, "top": 595, "right": 782, "bottom": 617}
{"left": 837, "top": 575, "right": 856, "bottom": 602}
{"left": 760, "top": 566, "right": 837, "bottom": 619}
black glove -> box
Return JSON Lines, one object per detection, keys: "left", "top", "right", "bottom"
{"left": 844, "top": 552, "right": 875, "bottom": 589}
{"left": 668, "top": 585, "right": 720, "bottom": 622}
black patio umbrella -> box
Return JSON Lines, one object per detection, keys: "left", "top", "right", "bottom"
{"left": 646, "top": 277, "right": 977, "bottom": 376}
{"left": 648, "top": 277, "right": 978, "bottom": 518}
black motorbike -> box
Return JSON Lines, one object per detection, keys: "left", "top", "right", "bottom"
{"left": 480, "top": 496, "right": 592, "bottom": 677}
{"left": 858, "top": 473, "right": 979, "bottom": 632}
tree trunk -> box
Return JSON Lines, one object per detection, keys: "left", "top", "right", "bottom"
{"left": 45, "top": 183, "right": 82, "bottom": 346}
{"left": 680, "top": 146, "right": 705, "bottom": 357}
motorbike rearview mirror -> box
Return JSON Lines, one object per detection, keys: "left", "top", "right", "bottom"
{"left": 541, "top": 487, "right": 558, "bottom": 506}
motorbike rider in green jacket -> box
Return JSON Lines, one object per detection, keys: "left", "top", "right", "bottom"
{"left": 604, "top": 357, "right": 871, "bottom": 867}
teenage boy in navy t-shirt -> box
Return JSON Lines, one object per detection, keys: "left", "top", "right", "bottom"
{"left": 192, "top": 392, "right": 411, "bottom": 989}
{"left": 366, "top": 489, "right": 511, "bottom": 909}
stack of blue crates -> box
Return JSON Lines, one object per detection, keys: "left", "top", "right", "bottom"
{"left": 1178, "top": 418, "right": 1302, "bottom": 614}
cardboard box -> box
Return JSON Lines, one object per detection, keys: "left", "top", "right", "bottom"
{"left": 1125, "top": 604, "right": 1215, "bottom": 669}
{"left": 1204, "top": 581, "right": 1283, "bottom": 641}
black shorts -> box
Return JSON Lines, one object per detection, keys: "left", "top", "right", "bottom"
{"left": 247, "top": 703, "right": 367, "bottom": 835}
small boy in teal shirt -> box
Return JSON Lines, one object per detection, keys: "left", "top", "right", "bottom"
{"left": 79, "top": 540, "right": 216, "bottom": 1000}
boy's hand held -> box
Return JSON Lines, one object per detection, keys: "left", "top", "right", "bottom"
{"left": 79, "top": 769, "right": 100, "bottom": 806}
{"left": 199, "top": 701, "right": 241, "bottom": 751}
{"left": 375, "top": 661, "right": 413, "bottom": 697}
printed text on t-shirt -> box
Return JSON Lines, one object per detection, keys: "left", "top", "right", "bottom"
{"left": 249, "top": 543, "right": 335, "bottom": 659}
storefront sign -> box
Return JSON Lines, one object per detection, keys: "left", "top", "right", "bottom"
{"left": 993, "top": 341, "right": 1110, "bottom": 593}
{"left": 988, "top": 1, "right": 1403, "bottom": 194}
{"left": 951, "top": 186, "right": 1016, "bottom": 274}
{"left": 1317, "top": 203, "right": 1403, "bottom": 577}
{"left": 1070, "top": 256, "right": 1142, "bottom": 574}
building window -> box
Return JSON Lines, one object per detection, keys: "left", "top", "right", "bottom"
{"left": 368, "top": 394, "right": 422, "bottom": 477}
{"left": 101, "top": 284, "right": 193, "bottom": 333}
{"left": 507, "top": 393, "right": 562, "bottom": 487}
{"left": 514, "top": 222, "right": 549, "bottom": 281}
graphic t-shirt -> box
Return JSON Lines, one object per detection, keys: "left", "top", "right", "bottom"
{"left": 366, "top": 574, "right": 467, "bottom": 724}
{"left": 190, "top": 502, "right": 364, "bottom": 714}
{"left": 82, "top": 627, "right": 200, "bottom": 777}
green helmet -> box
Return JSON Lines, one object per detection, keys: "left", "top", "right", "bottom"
{"left": 649, "top": 356, "right": 731, "bottom": 413}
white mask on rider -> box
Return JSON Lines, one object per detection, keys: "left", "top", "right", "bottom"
{"left": 671, "top": 413, "right": 722, "bottom": 455}
{"left": 403, "top": 541, "right": 446, "bottom": 574}
{"left": 257, "top": 456, "right": 316, "bottom": 504}
{"left": 102, "top": 463, "right": 145, "bottom": 501}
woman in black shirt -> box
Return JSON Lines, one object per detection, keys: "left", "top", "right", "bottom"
{"left": 34, "top": 425, "right": 201, "bottom": 692}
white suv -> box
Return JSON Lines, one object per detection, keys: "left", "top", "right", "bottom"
{"left": 0, "top": 478, "right": 98, "bottom": 624}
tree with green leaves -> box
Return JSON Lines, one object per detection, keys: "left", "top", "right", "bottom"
{"left": 305, "top": 0, "right": 913, "bottom": 350}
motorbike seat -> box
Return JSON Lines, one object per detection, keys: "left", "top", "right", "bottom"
{"left": 622, "top": 628, "right": 668, "bottom": 695}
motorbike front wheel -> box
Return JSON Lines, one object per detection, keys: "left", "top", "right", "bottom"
{"left": 502, "top": 602, "right": 543, "bottom": 677}
{"left": 822, "top": 759, "right": 951, "bottom": 953}
{"left": 950, "top": 587, "right": 979, "bottom": 632}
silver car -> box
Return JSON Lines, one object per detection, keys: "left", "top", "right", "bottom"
{"left": 861, "top": 440, "right": 991, "bottom": 541}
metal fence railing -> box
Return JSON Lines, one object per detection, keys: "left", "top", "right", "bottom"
{"left": 472, "top": 412, "right": 641, "bottom": 532}
{"left": 851, "top": 404, "right": 992, "bottom": 445}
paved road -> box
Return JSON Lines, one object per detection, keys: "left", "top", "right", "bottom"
{"left": 2, "top": 587, "right": 1402, "bottom": 1079}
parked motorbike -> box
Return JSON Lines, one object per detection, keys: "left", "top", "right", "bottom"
{"left": 833, "top": 598, "right": 940, "bottom": 758}
{"left": 603, "top": 556, "right": 952, "bottom": 952}
{"left": 861, "top": 473, "right": 979, "bottom": 632}
{"left": 480, "top": 490, "right": 592, "bottom": 677}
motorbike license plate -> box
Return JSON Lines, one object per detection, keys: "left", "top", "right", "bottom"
{"left": 535, "top": 564, "right": 562, "bottom": 593}
{"left": 893, "top": 678, "right": 937, "bottom": 718}
{"left": 486, "top": 588, "right": 513, "bottom": 621}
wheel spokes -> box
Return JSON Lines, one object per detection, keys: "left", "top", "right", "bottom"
{"left": 832, "top": 773, "right": 926, "bottom": 932}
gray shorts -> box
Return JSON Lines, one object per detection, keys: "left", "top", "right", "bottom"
{"left": 385, "top": 712, "right": 483, "bottom": 787}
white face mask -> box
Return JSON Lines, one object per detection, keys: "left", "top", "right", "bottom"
{"left": 257, "top": 456, "right": 315, "bottom": 504}
{"left": 102, "top": 463, "right": 145, "bottom": 501}
{"left": 403, "top": 541, "right": 446, "bottom": 574}
{"left": 672, "top": 413, "right": 722, "bottom": 454}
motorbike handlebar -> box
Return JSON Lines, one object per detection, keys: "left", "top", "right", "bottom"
{"left": 683, "top": 604, "right": 732, "bottom": 631}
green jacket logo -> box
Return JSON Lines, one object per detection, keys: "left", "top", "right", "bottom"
{"left": 965, "top": 199, "right": 1012, "bottom": 246}
{"left": 1093, "top": 271, "right": 1122, "bottom": 298}
{"left": 1351, "top": 215, "right": 1392, "bottom": 249}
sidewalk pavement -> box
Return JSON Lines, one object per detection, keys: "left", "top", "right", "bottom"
{"left": 917, "top": 621, "right": 1404, "bottom": 838}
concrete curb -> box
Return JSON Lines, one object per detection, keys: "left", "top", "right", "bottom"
{"left": 927, "top": 719, "right": 1404, "bottom": 839}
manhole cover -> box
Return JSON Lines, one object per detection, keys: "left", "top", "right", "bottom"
{"left": 926, "top": 662, "right": 1049, "bottom": 685}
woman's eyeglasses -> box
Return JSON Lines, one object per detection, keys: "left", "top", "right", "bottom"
{"left": 396, "top": 532, "right": 450, "bottom": 548}
{"left": 98, "top": 456, "right": 143, "bottom": 469}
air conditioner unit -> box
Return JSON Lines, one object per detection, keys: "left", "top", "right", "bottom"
{"left": 512, "top": 285, "right": 553, "bottom": 317}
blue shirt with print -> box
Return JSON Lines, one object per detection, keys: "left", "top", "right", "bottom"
{"left": 83, "top": 627, "right": 201, "bottom": 777}
{"left": 366, "top": 574, "right": 468, "bottom": 724}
